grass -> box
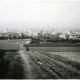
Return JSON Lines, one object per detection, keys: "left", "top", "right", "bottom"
{"left": 29, "top": 47, "right": 80, "bottom": 52}
{"left": 0, "top": 39, "right": 30, "bottom": 51}
{"left": 0, "top": 40, "right": 18, "bottom": 51}
{"left": 0, "top": 51, "right": 25, "bottom": 79}
{"left": 27, "top": 43, "right": 80, "bottom": 47}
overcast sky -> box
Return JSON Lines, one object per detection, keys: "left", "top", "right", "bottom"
{"left": 0, "top": 0, "right": 80, "bottom": 31}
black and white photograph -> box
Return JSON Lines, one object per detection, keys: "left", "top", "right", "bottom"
{"left": 0, "top": 0, "right": 80, "bottom": 79}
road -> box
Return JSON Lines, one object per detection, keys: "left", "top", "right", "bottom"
{"left": 0, "top": 49, "right": 80, "bottom": 79}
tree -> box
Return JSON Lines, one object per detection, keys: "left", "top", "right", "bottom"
{"left": 54, "top": 33, "right": 61, "bottom": 40}
{"left": 65, "top": 33, "right": 70, "bottom": 40}
{"left": 37, "top": 30, "right": 44, "bottom": 38}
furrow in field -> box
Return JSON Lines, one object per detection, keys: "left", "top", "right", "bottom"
{"left": 29, "top": 51, "right": 80, "bottom": 78}
{"left": 41, "top": 52, "right": 80, "bottom": 71}
{"left": 29, "top": 54, "right": 61, "bottom": 79}
{"left": 28, "top": 51, "right": 64, "bottom": 78}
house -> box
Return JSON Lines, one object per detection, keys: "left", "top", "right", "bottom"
{"left": 59, "top": 33, "right": 66, "bottom": 39}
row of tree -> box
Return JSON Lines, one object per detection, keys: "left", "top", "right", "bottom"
{"left": 36, "top": 30, "right": 80, "bottom": 40}
{"left": 0, "top": 33, "right": 31, "bottom": 40}
{"left": 0, "top": 29, "right": 80, "bottom": 40}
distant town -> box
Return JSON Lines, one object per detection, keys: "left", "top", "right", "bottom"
{"left": 0, "top": 29, "right": 80, "bottom": 40}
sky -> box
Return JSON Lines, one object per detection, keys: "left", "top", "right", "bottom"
{"left": 0, "top": 0, "right": 80, "bottom": 31}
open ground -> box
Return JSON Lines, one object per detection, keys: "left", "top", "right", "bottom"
{"left": 0, "top": 40, "right": 80, "bottom": 79}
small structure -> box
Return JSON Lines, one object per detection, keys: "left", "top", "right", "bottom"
{"left": 26, "top": 46, "right": 29, "bottom": 51}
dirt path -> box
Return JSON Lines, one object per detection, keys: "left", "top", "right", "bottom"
{"left": 19, "top": 50, "right": 35, "bottom": 79}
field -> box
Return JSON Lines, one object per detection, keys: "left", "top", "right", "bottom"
{"left": 0, "top": 40, "right": 80, "bottom": 79}
{"left": 27, "top": 43, "right": 80, "bottom": 47}
{"left": 29, "top": 47, "right": 80, "bottom": 52}
{"left": 0, "top": 39, "right": 28, "bottom": 51}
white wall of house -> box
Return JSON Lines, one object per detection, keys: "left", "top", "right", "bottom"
{"left": 59, "top": 34, "right": 66, "bottom": 39}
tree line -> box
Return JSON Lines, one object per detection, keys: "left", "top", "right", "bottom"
{"left": 0, "top": 29, "right": 80, "bottom": 40}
